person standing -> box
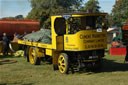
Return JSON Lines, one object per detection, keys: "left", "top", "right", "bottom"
{"left": 2, "top": 33, "right": 9, "bottom": 56}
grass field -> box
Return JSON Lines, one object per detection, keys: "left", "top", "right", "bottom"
{"left": 0, "top": 54, "right": 128, "bottom": 85}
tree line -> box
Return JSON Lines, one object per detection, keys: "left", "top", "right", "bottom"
{"left": 26, "top": 0, "right": 101, "bottom": 28}
{"left": 111, "top": 0, "right": 128, "bottom": 27}
{"left": 2, "top": 15, "right": 24, "bottom": 19}
{"left": 3, "top": 0, "right": 128, "bottom": 28}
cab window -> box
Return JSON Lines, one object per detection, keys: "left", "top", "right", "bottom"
{"left": 68, "top": 16, "right": 105, "bottom": 34}
{"left": 54, "top": 18, "right": 66, "bottom": 35}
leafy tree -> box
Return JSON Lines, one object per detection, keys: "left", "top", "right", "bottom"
{"left": 15, "top": 15, "right": 24, "bottom": 19}
{"left": 27, "top": 0, "right": 83, "bottom": 28}
{"left": 2, "top": 17, "right": 15, "bottom": 19}
{"left": 104, "top": 14, "right": 113, "bottom": 28}
{"left": 82, "top": 0, "right": 100, "bottom": 13}
{"left": 112, "top": 0, "right": 128, "bottom": 27}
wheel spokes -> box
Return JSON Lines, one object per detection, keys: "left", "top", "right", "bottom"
{"left": 29, "top": 47, "right": 36, "bottom": 64}
{"left": 58, "top": 56, "right": 66, "bottom": 72}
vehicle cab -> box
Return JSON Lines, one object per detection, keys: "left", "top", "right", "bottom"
{"left": 51, "top": 13, "right": 107, "bottom": 51}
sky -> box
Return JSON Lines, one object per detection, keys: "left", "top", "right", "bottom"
{"left": 0, "top": 0, "right": 31, "bottom": 18}
{"left": 0, "top": 0, "right": 116, "bottom": 18}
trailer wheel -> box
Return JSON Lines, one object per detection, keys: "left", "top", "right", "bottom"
{"left": 29, "top": 47, "right": 40, "bottom": 65}
{"left": 58, "top": 53, "right": 69, "bottom": 74}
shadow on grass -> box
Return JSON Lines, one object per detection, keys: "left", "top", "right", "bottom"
{"left": 72, "top": 58, "right": 128, "bottom": 74}
{"left": 101, "top": 58, "right": 128, "bottom": 72}
{"left": 0, "top": 55, "right": 16, "bottom": 59}
{"left": 0, "top": 55, "right": 18, "bottom": 65}
{"left": 0, "top": 59, "right": 17, "bottom": 65}
{"left": 0, "top": 83, "right": 34, "bottom": 85}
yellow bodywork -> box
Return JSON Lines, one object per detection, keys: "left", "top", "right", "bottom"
{"left": 64, "top": 29, "right": 107, "bottom": 51}
{"left": 17, "top": 13, "right": 107, "bottom": 68}
{"left": 34, "top": 47, "right": 45, "bottom": 57}
{"left": 46, "top": 49, "right": 52, "bottom": 56}
{"left": 18, "top": 13, "right": 107, "bottom": 52}
{"left": 18, "top": 40, "right": 52, "bottom": 49}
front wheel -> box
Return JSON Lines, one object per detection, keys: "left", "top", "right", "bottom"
{"left": 29, "top": 47, "right": 40, "bottom": 65}
{"left": 58, "top": 53, "right": 69, "bottom": 74}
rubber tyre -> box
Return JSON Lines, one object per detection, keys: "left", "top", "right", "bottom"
{"left": 23, "top": 46, "right": 29, "bottom": 62}
{"left": 58, "top": 53, "right": 69, "bottom": 74}
{"left": 28, "top": 47, "right": 40, "bottom": 65}
{"left": 94, "top": 57, "right": 103, "bottom": 71}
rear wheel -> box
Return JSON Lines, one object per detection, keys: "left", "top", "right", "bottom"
{"left": 24, "top": 46, "right": 29, "bottom": 62}
{"left": 29, "top": 47, "right": 40, "bottom": 65}
{"left": 58, "top": 53, "right": 69, "bottom": 74}
{"left": 94, "top": 57, "right": 103, "bottom": 71}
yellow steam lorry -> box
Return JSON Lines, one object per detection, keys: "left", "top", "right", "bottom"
{"left": 18, "top": 12, "right": 107, "bottom": 74}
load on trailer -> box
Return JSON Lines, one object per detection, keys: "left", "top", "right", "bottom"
{"left": 18, "top": 13, "right": 107, "bottom": 74}
{"left": 23, "top": 29, "right": 51, "bottom": 44}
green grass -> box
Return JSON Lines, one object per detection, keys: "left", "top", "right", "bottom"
{"left": 0, "top": 55, "right": 128, "bottom": 85}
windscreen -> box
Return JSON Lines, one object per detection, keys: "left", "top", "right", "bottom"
{"left": 67, "top": 16, "right": 104, "bottom": 34}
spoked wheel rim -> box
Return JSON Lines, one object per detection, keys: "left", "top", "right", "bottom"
{"left": 58, "top": 55, "right": 66, "bottom": 73}
{"left": 29, "top": 47, "right": 36, "bottom": 64}
{"left": 58, "top": 53, "right": 69, "bottom": 74}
